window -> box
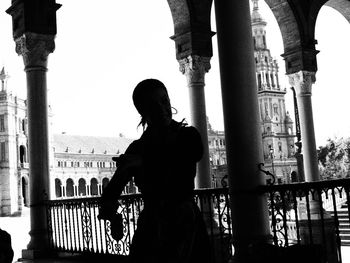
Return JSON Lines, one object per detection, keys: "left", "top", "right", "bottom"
{"left": 270, "top": 73, "right": 275, "bottom": 87}
{"left": 0, "top": 115, "right": 4, "bottom": 132}
{"left": 22, "top": 119, "right": 26, "bottom": 133}
{"left": 1, "top": 142, "right": 5, "bottom": 161}
{"left": 265, "top": 73, "right": 270, "bottom": 86}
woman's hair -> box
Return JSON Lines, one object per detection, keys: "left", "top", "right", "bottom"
{"left": 132, "top": 79, "right": 169, "bottom": 129}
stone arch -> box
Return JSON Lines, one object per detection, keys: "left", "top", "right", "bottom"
{"left": 78, "top": 178, "right": 86, "bottom": 196}
{"left": 55, "top": 178, "right": 62, "bottom": 198}
{"left": 66, "top": 178, "right": 74, "bottom": 197}
{"left": 263, "top": 0, "right": 322, "bottom": 73}
{"left": 325, "top": 0, "right": 350, "bottom": 23}
{"left": 167, "top": 0, "right": 214, "bottom": 59}
{"left": 263, "top": 0, "right": 302, "bottom": 52}
{"left": 21, "top": 176, "right": 29, "bottom": 207}
{"left": 90, "top": 178, "right": 98, "bottom": 196}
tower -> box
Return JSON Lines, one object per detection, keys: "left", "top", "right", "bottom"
{"left": 0, "top": 67, "right": 9, "bottom": 91}
{"left": 0, "top": 67, "right": 29, "bottom": 216}
{"left": 251, "top": 0, "right": 297, "bottom": 183}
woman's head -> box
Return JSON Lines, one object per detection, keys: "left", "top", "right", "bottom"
{"left": 132, "top": 79, "right": 172, "bottom": 128}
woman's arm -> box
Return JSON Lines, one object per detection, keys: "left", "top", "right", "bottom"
{"left": 99, "top": 142, "right": 143, "bottom": 220}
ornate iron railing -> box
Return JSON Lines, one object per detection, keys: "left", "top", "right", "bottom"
{"left": 46, "top": 188, "right": 233, "bottom": 261}
{"left": 259, "top": 178, "right": 350, "bottom": 263}
{"left": 47, "top": 179, "right": 350, "bottom": 262}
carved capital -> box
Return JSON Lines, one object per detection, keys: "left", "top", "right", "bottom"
{"left": 178, "top": 55, "right": 211, "bottom": 84}
{"left": 288, "top": 71, "right": 316, "bottom": 96}
{"left": 15, "top": 33, "right": 55, "bottom": 69}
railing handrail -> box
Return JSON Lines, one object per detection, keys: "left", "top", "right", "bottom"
{"left": 259, "top": 178, "right": 350, "bottom": 192}
{"left": 47, "top": 187, "right": 230, "bottom": 205}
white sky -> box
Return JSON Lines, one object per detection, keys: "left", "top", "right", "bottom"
{"left": 0, "top": 1, "right": 349, "bottom": 147}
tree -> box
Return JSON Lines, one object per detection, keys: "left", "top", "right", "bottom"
{"left": 317, "top": 137, "right": 350, "bottom": 179}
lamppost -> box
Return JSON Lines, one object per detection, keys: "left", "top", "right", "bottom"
{"left": 270, "top": 148, "right": 275, "bottom": 175}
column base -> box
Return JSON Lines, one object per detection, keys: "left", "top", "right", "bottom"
{"left": 20, "top": 249, "right": 53, "bottom": 260}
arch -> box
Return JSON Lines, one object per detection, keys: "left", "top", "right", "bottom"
{"left": 66, "top": 178, "right": 74, "bottom": 197}
{"left": 325, "top": 0, "right": 350, "bottom": 23}
{"left": 90, "top": 178, "right": 98, "bottom": 196}
{"left": 167, "top": 0, "right": 214, "bottom": 59}
{"left": 55, "top": 178, "right": 62, "bottom": 198}
{"left": 21, "top": 176, "right": 29, "bottom": 207}
{"left": 263, "top": 0, "right": 321, "bottom": 73}
{"left": 78, "top": 178, "right": 86, "bottom": 196}
{"left": 264, "top": 0, "right": 302, "bottom": 52}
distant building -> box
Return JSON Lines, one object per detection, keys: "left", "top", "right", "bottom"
{"left": 51, "top": 134, "right": 135, "bottom": 199}
{"left": 0, "top": 67, "right": 29, "bottom": 216}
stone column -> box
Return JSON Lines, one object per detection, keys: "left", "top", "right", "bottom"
{"left": 15, "top": 33, "right": 55, "bottom": 255}
{"left": 214, "top": 0, "right": 271, "bottom": 261}
{"left": 74, "top": 185, "right": 78, "bottom": 197}
{"left": 179, "top": 55, "right": 212, "bottom": 189}
{"left": 60, "top": 185, "right": 65, "bottom": 198}
{"left": 288, "top": 71, "right": 319, "bottom": 182}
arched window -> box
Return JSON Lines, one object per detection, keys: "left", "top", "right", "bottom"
{"left": 291, "top": 171, "right": 298, "bottom": 182}
{"left": 66, "top": 178, "right": 74, "bottom": 197}
{"left": 19, "top": 145, "right": 26, "bottom": 163}
{"left": 90, "top": 178, "right": 98, "bottom": 196}
{"left": 55, "top": 178, "right": 62, "bottom": 198}
{"left": 22, "top": 177, "right": 29, "bottom": 206}
{"left": 78, "top": 178, "right": 86, "bottom": 196}
{"left": 102, "top": 178, "right": 110, "bottom": 192}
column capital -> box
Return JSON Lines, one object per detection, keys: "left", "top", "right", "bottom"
{"left": 178, "top": 55, "right": 211, "bottom": 84}
{"left": 15, "top": 33, "right": 55, "bottom": 70}
{"left": 287, "top": 71, "right": 316, "bottom": 96}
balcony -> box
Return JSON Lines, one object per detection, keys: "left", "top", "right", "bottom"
{"left": 45, "top": 179, "right": 350, "bottom": 262}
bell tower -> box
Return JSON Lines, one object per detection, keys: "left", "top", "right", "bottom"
{"left": 0, "top": 67, "right": 9, "bottom": 91}
{"left": 251, "top": 0, "right": 297, "bottom": 183}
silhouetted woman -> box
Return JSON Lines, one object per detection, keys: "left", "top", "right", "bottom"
{"left": 99, "top": 79, "right": 211, "bottom": 263}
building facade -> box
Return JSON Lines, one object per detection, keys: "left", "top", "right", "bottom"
{"left": 51, "top": 134, "right": 135, "bottom": 200}
{"left": 0, "top": 67, "right": 29, "bottom": 216}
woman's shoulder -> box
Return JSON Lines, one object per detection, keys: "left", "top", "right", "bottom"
{"left": 124, "top": 139, "right": 143, "bottom": 154}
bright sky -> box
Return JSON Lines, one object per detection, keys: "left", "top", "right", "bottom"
{"left": 0, "top": 1, "right": 349, "bottom": 147}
